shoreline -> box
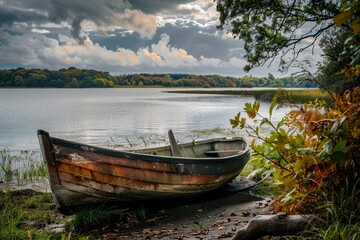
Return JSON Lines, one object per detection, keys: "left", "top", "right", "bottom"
{"left": 0, "top": 175, "right": 275, "bottom": 239}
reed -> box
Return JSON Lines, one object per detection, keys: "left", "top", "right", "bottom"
{"left": 0, "top": 148, "right": 47, "bottom": 187}
{"left": 283, "top": 180, "right": 360, "bottom": 240}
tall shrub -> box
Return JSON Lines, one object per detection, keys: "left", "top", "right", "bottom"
{"left": 231, "top": 88, "right": 360, "bottom": 214}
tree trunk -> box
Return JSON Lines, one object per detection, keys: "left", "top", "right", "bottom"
{"left": 232, "top": 213, "right": 316, "bottom": 240}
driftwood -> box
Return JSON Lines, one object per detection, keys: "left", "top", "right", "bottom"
{"left": 232, "top": 212, "right": 316, "bottom": 240}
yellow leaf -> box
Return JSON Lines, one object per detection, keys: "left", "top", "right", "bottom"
{"left": 350, "top": 22, "right": 360, "bottom": 34}
{"left": 334, "top": 10, "right": 353, "bottom": 27}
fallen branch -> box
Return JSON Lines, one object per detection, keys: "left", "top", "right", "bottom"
{"left": 232, "top": 212, "right": 316, "bottom": 240}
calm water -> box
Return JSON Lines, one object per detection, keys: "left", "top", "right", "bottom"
{"left": 0, "top": 88, "right": 291, "bottom": 150}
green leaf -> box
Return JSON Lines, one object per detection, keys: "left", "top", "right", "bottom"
{"left": 260, "top": 118, "right": 270, "bottom": 127}
{"left": 269, "top": 95, "right": 277, "bottom": 119}
{"left": 254, "top": 101, "right": 260, "bottom": 112}
{"left": 230, "top": 112, "right": 241, "bottom": 128}
{"left": 230, "top": 119, "right": 238, "bottom": 128}
{"left": 279, "top": 128, "right": 286, "bottom": 136}
{"left": 269, "top": 150, "right": 280, "bottom": 159}
{"left": 333, "top": 139, "right": 349, "bottom": 152}
{"left": 331, "top": 151, "right": 347, "bottom": 165}
{"left": 294, "top": 134, "right": 304, "bottom": 147}
{"left": 276, "top": 118, "right": 285, "bottom": 128}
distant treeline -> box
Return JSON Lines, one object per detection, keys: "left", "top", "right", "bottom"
{"left": 0, "top": 67, "right": 317, "bottom": 88}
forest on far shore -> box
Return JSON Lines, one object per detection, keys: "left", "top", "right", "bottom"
{"left": 0, "top": 67, "right": 317, "bottom": 88}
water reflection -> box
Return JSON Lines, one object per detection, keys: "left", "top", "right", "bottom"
{"left": 0, "top": 88, "right": 292, "bottom": 150}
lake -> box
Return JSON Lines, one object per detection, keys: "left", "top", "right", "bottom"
{"left": 0, "top": 88, "right": 292, "bottom": 150}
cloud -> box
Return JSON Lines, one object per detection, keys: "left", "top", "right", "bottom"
{"left": 0, "top": 0, "right": 322, "bottom": 77}
{"left": 0, "top": 3, "right": 48, "bottom": 27}
{"left": 113, "top": 9, "right": 157, "bottom": 38}
{"left": 0, "top": 0, "right": 218, "bottom": 44}
{"left": 90, "top": 23, "right": 245, "bottom": 62}
{"left": 0, "top": 0, "right": 157, "bottom": 42}
{"left": 0, "top": 30, "right": 252, "bottom": 76}
{"left": 127, "top": 0, "right": 195, "bottom": 14}
{"left": 48, "top": 0, "right": 157, "bottom": 41}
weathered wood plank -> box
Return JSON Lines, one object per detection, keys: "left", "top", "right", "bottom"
{"left": 56, "top": 160, "right": 236, "bottom": 185}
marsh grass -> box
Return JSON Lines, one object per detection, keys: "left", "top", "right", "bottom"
{"left": 0, "top": 148, "right": 46, "bottom": 187}
{"left": 167, "top": 89, "right": 331, "bottom": 104}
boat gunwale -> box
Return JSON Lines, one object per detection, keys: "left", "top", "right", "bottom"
{"left": 41, "top": 131, "right": 249, "bottom": 164}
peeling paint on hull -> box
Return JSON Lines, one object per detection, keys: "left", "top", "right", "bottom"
{"left": 37, "top": 130, "right": 250, "bottom": 211}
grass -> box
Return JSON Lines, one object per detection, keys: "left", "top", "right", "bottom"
{"left": 67, "top": 206, "right": 140, "bottom": 235}
{"left": 0, "top": 190, "right": 148, "bottom": 239}
{"left": 166, "top": 88, "right": 332, "bottom": 105}
{"left": 313, "top": 182, "right": 360, "bottom": 240}
{"left": 0, "top": 148, "right": 47, "bottom": 186}
{"left": 0, "top": 190, "right": 65, "bottom": 240}
{"left": 282, "top": 182, "right": 360, "bottom": 240}
{"left": 0, "top": 192, "right": 26, "bottom": 239}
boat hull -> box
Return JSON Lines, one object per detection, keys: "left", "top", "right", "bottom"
{"left": 37, "top": 130, "right": 250, "bottom": 210}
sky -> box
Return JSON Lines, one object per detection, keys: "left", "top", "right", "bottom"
{"left": 0, "top": 0, "right": 322, "bottom": 77}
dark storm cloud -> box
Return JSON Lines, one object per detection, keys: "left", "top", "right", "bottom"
{"left": 3, "top": 0, "right": 50, "bottom": 11}
{"left": 0, "top": 0, "right": 157, "bottom": 42}
{"left": 0, "top": 0, "right": 204, "bottom": 43}
{"left": 0, "top": 5, "right": 47, "bottom": 27}
{"left": 46, "top": 0, "right": 131, "bottom": 42}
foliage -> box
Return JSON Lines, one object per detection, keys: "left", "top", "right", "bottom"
{"left": 334, "top": 0, "right": 360, "bottom": 68}
{"left": 216, "top": 0, "right": 338, "bottom": 71}
{"left": 0, "top": 67, "right": 317, "bottom": 88}
{"left": 231, "top": 87, "right": 360, "bottom": 214}
{"left": 326, "top": 0, "right": 360, "bottom": 92}
{"left": 0, "top": 67, "right": 117, "bottom": 88}
{"left": 169, "top": 89, "right": 330, "bottom": 104}
{"left": 216, "top": 1, "right": 359, "bottom": 94}
{"left": 317, "top": 29, "right": 352, "bottom": 94}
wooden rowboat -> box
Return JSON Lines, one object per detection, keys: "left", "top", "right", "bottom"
{"left": 37, "top": 129, "right": 250, "bottom": 212}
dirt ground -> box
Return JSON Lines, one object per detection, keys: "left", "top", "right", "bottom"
{"left": 90, "top": 176, "right": 274, "bottom": 240}
{"left": 2, "top": 176, "right": 274, "bottom": 240}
